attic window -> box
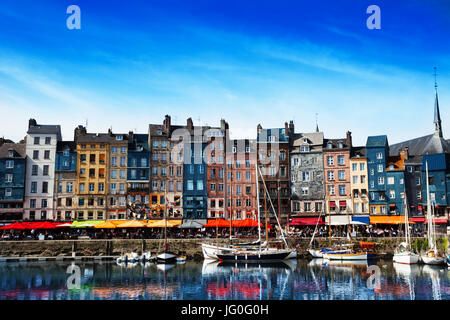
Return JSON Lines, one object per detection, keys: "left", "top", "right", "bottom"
{"left": 63, "top": 149, "right": 70, "bottom": 156}
{"left": 338, "top": 143, "right": 343, "bottom": 149}
{"left": 389, "top": 165, "right": 395, "bottom": 170}
{"left": 116, "top": 135, "right": 123, "bottom": 141}
{"left": 327, "top": 143, "right": 333, "bottom": 149}
{"left": 157, "top": 130, "right": 162, "bottom": 135}
{"left": 303, "top": 138, "right": 308, "bottom": 143}
{"left": 8, "top": 150, "right": 14, "bottom": 158}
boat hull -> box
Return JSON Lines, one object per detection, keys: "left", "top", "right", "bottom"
{"left": 156, "top": 252, "right": 177, "bottom": 264}
{"left": 308, "top": 249, "right": 323, "bottom": 258}
{"left": 217, "top": 249, "right": 294, "bottom": 263}
{"left": 323, "top": 252, "right": 368, "bottom": 260}
{"left": 202, "top": 243, "right": 236, "bottom": 260}
{"left": 393, "top": 252, "right": 420, "bottom": 264}
{"left": 421, "top": 250, "right": 447, "bottom": 265}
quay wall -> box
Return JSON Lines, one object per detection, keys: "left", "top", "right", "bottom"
{"left": 0, "top": 237, "right": 448, "bottom": 260}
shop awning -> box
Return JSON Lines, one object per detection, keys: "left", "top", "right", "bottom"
{"left": 94, "top": 221, "right": 116, "bottom": 229}
{"left": 116, "top": 220, "right": 147, "bottom": 228}
{"left": 71, "top": 220, "right": 105, "bottom": 228}
{"left": 0, "top": 222, "right": 27, "bottom": 230}
{"left": 425, "top": 218, "right": 448, "bottom": 224}
{"left": 370, "top": 216, "right": 411, "bottom": 224}
{"left": 409, "top": 217, "right": 425, "bottom": 223}
{"left": 288, "top": 217, "right": 325, "bottom": 226}
{"left": 146, "top": 219, "right": 182, "bottom": 228}
{"left": 203, "top": 219, "right": 231, "bottom": 227}
{"left": 325, "top": 215, "right": 352, "bottom": 225}
{"left": 178, "top": 219, "right": 206, "bottom": 229}
{"left": 339, "top": 201, "right": 347, "bottom": 206}
{"left": 329, "top": 201, "right": 336, "bottom": 207}
{"left": 352, "top": 216, "right": 370, "bottom": 225}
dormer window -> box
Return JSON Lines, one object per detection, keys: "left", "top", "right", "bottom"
{"left": 303, "top": 138, "right": 308, "bottom": 143}
{"left": 232, "top": 146, "right": 237, "bottom": 153}
{"left": 63, "top": 149, "right": 70, "bottom": 156}
{"left": 338, "top": 143, "right": 343, "bottom": 149}
{"left": 8, "top": 150, "right": 14, "bottom": 158}
{"left": 269, "top": 136, "right": 276, "bottom": 142}
{"left": 157, "top": 129, "right": 162, "bottom": 135}
{"left": 245, "top": 146, "right": 250, "bottom": 153}
{"left": 327, "top": 143, "right": 333, "bottom": 149}
{"left": 116, "top": 135, "right": 123, "bottom": 141}
{"left": 300, "top": 146, "right": 310, "bottom": 152}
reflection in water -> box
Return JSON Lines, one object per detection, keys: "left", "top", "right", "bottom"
{"left": 0, "top": 259, "right": 449, "bottom": 300}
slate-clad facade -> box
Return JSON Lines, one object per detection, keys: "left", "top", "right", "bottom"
{"left": 290, "top": 131, "right": 324, "bottom": 216}
{"left": 0, "top": 143, "right": 26, "bottom": 222}
{"left": 421, "top": 153, "right": 450, "bottom": 217}
{"left": 54, "top": 141, "right": 77, "bottom": 221}
{"left": 366, "top": 135, "right": 389, "bottom": 215}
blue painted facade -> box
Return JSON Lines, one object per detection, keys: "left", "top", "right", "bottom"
{"left": 55, "top": 144, "right": 76, "bottom": 172}
{"left": 127, "top": 134, "right": 150, "bottom": 183}
{"left": 385, "top": 170, "right": 406, "bottom": 214}
{"left": 421, "top": 153, "right": 450, "bottom": 216}
{"left": 366, "top": 135, "right": 389, "bottom": 214}
{"left": 183, "top": 141, "right": 207, "bottom": 219}
{"left": 0, "top": 145, "right": 26, "bottom": 210}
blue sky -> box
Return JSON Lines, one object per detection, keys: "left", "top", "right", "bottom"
{"left": 0, "top": 0, "right": 449, "bottom": 145}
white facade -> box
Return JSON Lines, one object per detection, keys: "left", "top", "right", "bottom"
{"left": 24, "top": 125, "right": 60, "bottom": 220}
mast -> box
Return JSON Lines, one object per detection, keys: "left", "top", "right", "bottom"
{"left": 264, "top": 170, "right": 268, "bottom": 249}
{"left": 425, "top": 161, "right": 433, "bottom": 250}
{"left": 327, "top": 197, "right": 331, "bottom": 247}
{"left": 258, "top": 166, "right": 288, "bottom": 247}
{"left": 404, "top": 191, "right": 410, "bottom": 248}
{"left": 309, "top": 208, "right": 322, "bottom": 248}
{"left": 164, "top": 181, "right": 168, "bottom": 252}
{"left": 255, "top": 159, "right": 262, "bottom": 245}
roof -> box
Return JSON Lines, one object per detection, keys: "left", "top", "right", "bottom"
{"left": 389, "top": 133, "right": 450, "bottom": 156}
{"left": 366, "top": 135, "right": 388, "bottom": 148}
{"left": 57, "top": 141, "right": 76, "bottom": 152}
{"left": 75, "top": 133, "right": 128, "bottom": 144}
{"left": 27, "top": 123, "right": 62, "bottom": 140}
{"left": 323, "top": 138, "right": 350, "bottom": 150}
{"left": 351, "top": 146, "right": 366, "bottom": 159}
{"left": 0, "top": 143, "right": 26, "bottom": 158}
{"left": 292, "top": 132, "right": 324, "bottom": 146}
{"left": 226, "top": 139, "right": 257, "bottom": 154}
{"left": 257, "top": 128, "right": 290, "bottom": 143}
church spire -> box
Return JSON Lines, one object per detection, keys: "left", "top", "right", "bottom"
{"left": 434, "top": 67, "right": 443, "bottom": 138}
{"left": 315, "top": 113, "right": 319, "bottom": 132}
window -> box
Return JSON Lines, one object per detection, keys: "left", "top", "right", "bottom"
{"left": 89, "top": 183, "right": 95, "bottom": 192}
{"left": 337, "top": 156, "right": 345, "bottom": 165}
{"left": 301, "top": 187, "right": 309, "bottom": 195}
{"left": 111, "top": 157, "right": 117, "bottom": 166}
{"left": 153, "top": 141, "right": 159, "bottom": 148}
{"left": 31, "top": 182, "right": 37, "bottom": 193}
{"left": 44, "top": 150, "right": 50, "bottom": 159}
{"left": 352, "top": 163, "right": 358, "bottom": 171}
{"left": 246, "top": 171, "right": 251, "bottom": 180}
{"left": 302, "top": 171, "right": 310, "bottom": 181}
{"left": 79, "top": 183, "right": 85, "bottom": 192}
{"left": 280, "top": 152, "right": 286, "bottom": 161}
{"left": 58, "top": 183, "right": 62, "bottom": 193}
{"left": 338, "top": 170, "right": 345, "bottom": 180}
{"left": 389, "top": 190, "right": 395, "bottom": 198}
{"left": 300, "top": 146, "right": 310, "bottom": 152}
{"left": 387, "top": 177, "right": 394, "bottom": 184}
{"left": 120, "top": 170, "right": 126, "bottom": 179}
{"left": 370, "top": 168, "right": 374, "bottom": 175}
{"left": 327, "top": 156, "right": 334, "bottom": 166}
{"left": 161, "top": 167, "right": 167, "bottom": 176}
{"left": 352, "top": 176, "right": 358, "bottom": 184}
{"left": 116, "top": 136, "right": 123, "bottom": 141}
{"left": 5, "top": 160, "right": 14, "bottom": 169}
{"left": 377, "top": 164, "right": 383, "bottom": 173}
{"left": 236, "top": 172, "right": 241, "bottom": 181}
{"left": 43, "top": 165, "right": 49, "bottom": 176}
{"left": 152, "top": 181, "right": 158, "bottom": 191}
{"left": 5, "top": 188, "right": 12, "bottom": 197}
{"left": 376, "top": 152, "right": 383, "bottom": 159}
{"left": 187, "top": 180, "right": 194, "bottom": 191}
{"left": 197, "top": 180, "right": 204, "bottom": 190}
{"left": 33, "top": 150, "right": 39, "bottom": 160}
{"left": 98, "top": 183, "right": 104, "bottom": 192}
{"left": 45, "top": 137, "right": 51, "bottom": 144}
{"left": 379, "top": 193, "right": 385, "bottom": 200}
{"left": 41, "top": 199, "right": 47, "bottom": 208}
{"left": 416, "top": 190, "right": 422, "bottom": 199}
{"left": 416, "top": 177, "right": 421, "bottom": 185}
{"left": 120, "top": 157, "right": 126, "bottom": 166}
{"left": 361, "top": 176, "right": 366, "bottom": 184}
{"left": 315, "top": 202, "right": 322, "bottom": 213}
{"left": 30, "top": 199, "right": 36, "bottom": 208}
{"left": 327, "top": 171, "right": 335, "bottom": 181}
{"left": 378, "top": 177, "right": 384, "bottom": 185}
{"left": 31, "top": 165, "right": 38, "bottom": 176}
{"left": 67, "top": 182, "right": 73, "bottom": 193}
{"left": 34, "top": 137, "right": 40, "bottom": 145}
{"left": 339, "top": 185, "right": 346, "bottom": 196}
{"left": 360, "top": 163, "right": 365, "bottom": 171}
{"left": 42, "top": 182, "right": 48, "bottom": 193}
{"left": 328, "top": 185, "right": 335, "bottom": 195}
{"left": 5, "top": 173, "right": 13, "bottom": 183}
{"left": 177, "top": 181, "right": 182, "bottom": 192}
{"left": 120, "top": 146, "right": 126, "bottom": 154}
{"left": 111, "top": 170, "right": 117, "bottom": 179}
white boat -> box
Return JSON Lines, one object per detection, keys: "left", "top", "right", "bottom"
{"left": 157, "top": 252, "right": 177, "bottom": 263}
{"left": 176, "top": 256, "right": 187, "bottom": 262}
{"left": 201, "top": 243, "right": 237, "bottom": 260}
{"left": 323, "top": 251, "right": 368, "bottom": 261}
{"left": 393, "top": 195, "right": 419, "bottom": 264}
{"left": 421, "top": 162, "right": 446, "bottom": 266}
{"left": 308, "top": 248, "right": 324, "bottom": 258}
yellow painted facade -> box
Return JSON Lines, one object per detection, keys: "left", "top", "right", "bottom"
{"left": 350, "top": 157, "right": 369, "bottom": 214}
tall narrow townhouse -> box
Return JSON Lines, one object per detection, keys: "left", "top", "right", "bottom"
{"left": 256, "top": 121, "right": 293, "bottom": 225}
{"left": 126, "top": 132, "right": 150, "bottom": 218}
{"left": 225, "top": 139, "right": 258, "bottom": 221}
{"left": 54, "top": 141, "right": 77, "bottom": 221}
{"left": 24, "top": 119, "right": 61, "bottom": 221}
{"left": 0, "top": 143, "right": 26, "bottom": 223}
{"left": 205, "top": 119, "right": 228, "bottom": 220}
{"left": 349, "top": 146, "right": 369, "bottom": 215}
{"left": 323, "top": 132, "right": 352, "bottom": 225}
{"left": 107, "top": 131, "right": 129, "bottom": 219}
{"left": 290, "top": 131, "right": 325, "bottom": 220}
{"left": 366, "top": 135, "right": 389, "bottom": 215}
{"left": 149, "top": 121, "right": 171, "bottom": 218}
{"left": 74, "top": 126, "right": 110, "bottom": 221}
{"left": 385, "top": 149, "right": 407, "bottom": 215}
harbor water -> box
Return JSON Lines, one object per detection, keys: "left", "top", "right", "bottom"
{"left": 0, "top": 259, "right": 449, "bottom": 300}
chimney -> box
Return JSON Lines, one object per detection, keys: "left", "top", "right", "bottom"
{"left": 346, "top": 131, "right": 352, "bottom": 147}
{"left": 257, "top": 124, "right": 262, "bottom": 134}
{"left": 28, "top": 119, "right": 37, "bottom": 129}
{"left": 289, "top": 120, "right": 294, "bottom": 135}
{"left": 220, "top": 118, "right": 228, "bottom": 131}
{"left": 400, "top": 147, "right": 409, "bottom": 160}
{"left": 74, "top": 125, "right": 86, "bottom": 139}
{"left": 187, "top": 117, "right": 193, "bottom": 131}
{"left": 285, "top": 122, "right": 289, "bottom": 136}
{"left": 128, "top": 131, "right": 134, "bottom": 143}
{"left": 163, "top": 115, "right": 171, "bottom": 133}
{"left": 108, "top": 128, "right": 112, "bottom": 135}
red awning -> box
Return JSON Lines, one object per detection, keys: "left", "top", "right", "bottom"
{"left": 288, "top": 217, "right": 325, "bottom": 226}
{"left": 0, "top": 222, "right": 27, "bottom": 230}
{"left": 203, "top": 219, "right": 231, "bottom": 227}
{"left": 409, "top": 217, "right": 425, "bottom": 223}
{"left": 389, "top": 204, "right": 396, "bottom": 207}
{"left": 329, "top": 201, "right": 336, "bottom": 207}
{"left": 339, "top": 201, "right": 347, "bottom": 206}
{"left": 425, "top": 218, "right": 448, "bottom": 224}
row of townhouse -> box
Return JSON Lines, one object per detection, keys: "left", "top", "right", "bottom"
{"left": 0, "top": 86, "right": 449, "bottom": 224}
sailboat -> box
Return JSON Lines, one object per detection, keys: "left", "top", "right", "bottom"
{"left": 215, "top": 165, "right": 297, "bottom": 262}
{"left": 307, "top": 209, "right": 329, "bottom": 258}
{"left": 322, "top": 199, "right": 367, "bottom": 261}
{"left": 156, "top": 184, "right": 177, "bottom": 264}
{"left": 421, "top": 161, "right": 446, "bottom": 265}
{"left": 393, "top": 193, "right": 419, "bottom": 264}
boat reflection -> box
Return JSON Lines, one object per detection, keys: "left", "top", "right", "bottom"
{"left": 421, "top": 264, "right": 445, "bottom": 300}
